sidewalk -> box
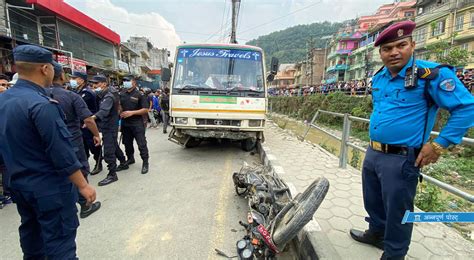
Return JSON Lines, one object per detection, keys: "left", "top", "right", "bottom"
{"left": 262, "top": 120, "right": 474, "bottom": 259}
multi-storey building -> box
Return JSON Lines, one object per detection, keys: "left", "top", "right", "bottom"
{"left": 273, "top": 64, "right": 296, "bottom": 89}
{"left": 358, "top": 0, "right": 416, "bottom": 33}
{"left": 413, "top": 0, "right": 474, "bottom": 68}
{"left": 0, "top": 0, "right": 120, "bottom": 76}
{"left": 325, "top": 23, "right": 362, "bottom": 83}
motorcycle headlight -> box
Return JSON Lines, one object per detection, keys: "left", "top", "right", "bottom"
{"left": 175, "top": 117, "right": 188, "bottom": 125}
{"left": 248, "top": 120, "right": 262, "bottom": 127}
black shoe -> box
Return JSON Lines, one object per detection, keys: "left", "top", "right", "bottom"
{"left": 80, "top": 202, "right": 101, "bottom": 218}
{"left": 349, "top": 229, "right": 384, "bottom": 250}
{"left": 141, "top": 162, "right": 149, "bottom": 174}
{"left": 116, "top": 163, "right": 129, "bottom": 172}
{"left": 163, "top": 130, "right": 167, "bottom": 134}
{"left": 125, "top": 158, "right": 135, "bottom": 165}
{"left": 90, "top": 161, "right": 103, "bottom": 175}
{"left": 98, "top": 174, "right": 118, "bottom": 186}
{"left": 380, "top": 252, "right": 405, "bottom": 260}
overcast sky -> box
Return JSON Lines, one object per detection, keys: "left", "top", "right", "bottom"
{"left": 66, "top": 0, "right": 396, "bottom": 52}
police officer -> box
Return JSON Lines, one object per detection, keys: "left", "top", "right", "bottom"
{"left": 120, "top": 76, "right": 150, "bottom": 174}
{"left": 0, "top": 45, "right": 97, "bottom": 259}
{"left": 49, "top": 62, "right": 102, "bottom": 218}
{"left": 90, "top": 75, "right": 128, "bottom": 186}
{"left": 70, "top": 71, "right": 103, "bottom": 175}
{"left": 349, "top": 21, "right": 474, "bottom": 260}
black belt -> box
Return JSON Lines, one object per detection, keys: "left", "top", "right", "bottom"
{"left": 370, "top": 141, "right": 420, "bottom": 156}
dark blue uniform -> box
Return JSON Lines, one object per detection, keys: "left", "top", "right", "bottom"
{"left": 78, "top": 86, "right": 101, "bottom": 161}
{"left": 120, "top": 88, "right": 149, "bottom": 162}
{"left": 0, "top": 79, "right": 82, "bottom": 259}
{"left": 95, "top": 87, "right": 126, "bottom": 173}
{"left": 49, "top": 83, "right": 93, "bottom": 207}
{"left": 364, "top": 57, "right": 474, "bottom": 257}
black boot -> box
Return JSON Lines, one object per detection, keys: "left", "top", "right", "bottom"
{"left": 349, "top": 229, "right": 384, "bottom": 250}
{"left": 116, "top": 161, "right": 129, "bottom": 172}
{"left": 98, "top": 173, "right": 118, "bottom": 186}
{"left": 90, "top": 161, "right": 103, "bottom": 175}
{"left": 141, "top": 161, "right": 149, "bottom": 174}
{"left": 380, "top": 252, "right": 405, "bottom": 260}
{"left": 80, "top": 201, "right": 101, "bottom": 218}
{"left": 125, "top": 157, "right": 135, "bottom": 165}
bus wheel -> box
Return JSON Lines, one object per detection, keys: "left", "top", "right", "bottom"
{"left": 241, "top": 138, "right": 257, "bottom": 152}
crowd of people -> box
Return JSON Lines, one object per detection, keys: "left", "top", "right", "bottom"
{"left": 271, "top": 68, "right": 474, "bottom": 97}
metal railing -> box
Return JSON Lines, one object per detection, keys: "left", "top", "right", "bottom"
{"left": 301, "top": 109, "right": 474, "bottom": 203}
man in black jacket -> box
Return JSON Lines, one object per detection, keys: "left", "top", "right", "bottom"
{"left": 91, "top": 75, "right": 128, "bottom": 186}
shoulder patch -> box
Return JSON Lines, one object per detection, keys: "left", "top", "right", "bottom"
{"left": 439, "top": 79, "right": 456, "bottom": 92}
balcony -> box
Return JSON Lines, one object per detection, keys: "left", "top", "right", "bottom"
{"left": 326, "top": 64, "right": 349, "bottom": 72}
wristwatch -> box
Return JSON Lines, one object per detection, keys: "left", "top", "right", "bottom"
{"left": 430, "top": 142, "right": 446, "bottom": 155}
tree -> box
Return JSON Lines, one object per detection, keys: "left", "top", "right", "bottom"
{"left": 425, "top": 37, "right": 474, "bottom": 67}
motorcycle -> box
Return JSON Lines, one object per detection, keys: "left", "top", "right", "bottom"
{"left": 227, "top": 163, "right": 329, "bottom": 260}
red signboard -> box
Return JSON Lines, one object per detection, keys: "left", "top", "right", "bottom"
{"left": 55, "top": 54, "right": 87, "bottom": 73}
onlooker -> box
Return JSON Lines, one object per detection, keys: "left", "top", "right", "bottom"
{"left": 0, "top": 74, "right": 9, "bottom": 93}
{"left": 159, "top": 87, "right": 170, "bottom": 134}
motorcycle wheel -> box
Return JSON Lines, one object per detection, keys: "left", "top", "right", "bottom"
{"left": 271, "top": 177, "right": 329, "bottom": 247}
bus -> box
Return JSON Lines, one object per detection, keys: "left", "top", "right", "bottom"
{"left": 163, "top": 43, "right": 277, "bottom": 151}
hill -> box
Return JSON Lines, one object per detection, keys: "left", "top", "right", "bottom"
{"left": 246, "top": 22, "right": 344, "bottom": 68}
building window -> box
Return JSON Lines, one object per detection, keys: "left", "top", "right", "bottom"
{"left": 340, "top": 42, "right": 347, "bottom": 50}
{"left": 461, "top": 43, "right": 469, "bottom": 51}
{"left": 431, "top": 20, "right": 445, "bottom": 37}
{"left": 418, "top": 7, "right": 423, "bottom": 15}
{"left": 413, "top": 27, "right": 427, "bottom": 43}
{"left": 471, "top": 13, "right": 474, "bottom": 27}
{"left": 455, "top": 15, "right": 464, "bottom": 31}
{"left": 405, "top": 12, "right": 414, "bottom": 17}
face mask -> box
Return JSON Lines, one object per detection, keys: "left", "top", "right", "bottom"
{"left": 123, "top": 81, "right": 132, "bottom": 89}
{"left": 69, "top": 79, "right": 78, "bottom": 89}
{"left": 94, "top": 87, "right": 102, "bottom": 93}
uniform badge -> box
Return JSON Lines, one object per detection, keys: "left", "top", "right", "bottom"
{"left": 439, "top": 79, "right": 456, "bottom": 92}
{"left": 398, "top": 29, "right": 404, "bottom": 37}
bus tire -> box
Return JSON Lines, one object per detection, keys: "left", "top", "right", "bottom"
{"left": 241, "top": 138, "right": 256, "bottom": 151}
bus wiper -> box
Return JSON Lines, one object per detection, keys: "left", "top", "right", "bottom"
{"left": 179, "top": 85, "right": 212, "bottom": 92}
{"left": 226, "top": 87, "right": 262, "bottom": 93}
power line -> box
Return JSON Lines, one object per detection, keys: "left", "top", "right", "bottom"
{"left": 238, "top": 0, "right": 323, "bottom": 35}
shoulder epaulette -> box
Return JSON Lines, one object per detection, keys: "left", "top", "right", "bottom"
{"left": 38, "top": 92, "right": 59, "bottom": 104}
{"left": 417, "top": 64, "right": 454, "bottom": 80}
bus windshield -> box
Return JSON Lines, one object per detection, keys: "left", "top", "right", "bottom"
{"left": 172, "top": 48, "right": 265, "bottom": 94}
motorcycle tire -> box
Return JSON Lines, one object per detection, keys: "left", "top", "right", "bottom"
{"left": 271, "top": 177, "right": 329, "bottom": 247}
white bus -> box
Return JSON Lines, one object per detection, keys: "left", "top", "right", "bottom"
{"left": 163, "top": 43, "right": 277, "bottom": 151}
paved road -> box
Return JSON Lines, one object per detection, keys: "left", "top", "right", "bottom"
{"left": 0, "top": 127, "right": 262, "bottom": 259}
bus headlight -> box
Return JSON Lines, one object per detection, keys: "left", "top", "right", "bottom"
{"left": 248, "top": 120, "right": 262, "bottom": 127}
{"left": 175, "top": 117, "right": 188, "bottom": 125}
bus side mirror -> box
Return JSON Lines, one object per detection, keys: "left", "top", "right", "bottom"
{"left": 161, "top": 68, "right": 171, "bottom": 82}
{"left": 267, "top": 74, "right": 275, "bottom": 82}
{"left": 270, "top": 57, "right": 279, "bottom": 74}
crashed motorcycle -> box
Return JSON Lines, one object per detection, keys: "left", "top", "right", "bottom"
{"left": 226, "top": 163, "right": 329, "bottom": 259}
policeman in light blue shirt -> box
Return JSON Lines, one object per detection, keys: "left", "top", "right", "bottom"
{"left": 0, "top": 45, "right": 97, "bottom": 259}
{"left": 349, "top": 21, "right": 474, "bottom": 260}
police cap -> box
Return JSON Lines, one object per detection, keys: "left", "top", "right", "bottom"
{"left": 90, "top": 75, "right": 107, "bottom": 83}
{"left": 70, "top": 71, "right": 88, "bottom": 81}
{"left": 52, "top": 61, "right": 63, "bottom": 78}
{"left": 123, "top": 75, "right": 137, "bottom": 81}
{"left": 13, "top": 44, "right": 53, "bottom": 64}
{"left": 374, "top": 20, "right": 416, "bottom": 47}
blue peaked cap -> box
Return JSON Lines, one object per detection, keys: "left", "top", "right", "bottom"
{"left": 13, "top": 44, "right": 53, "bottom": 64}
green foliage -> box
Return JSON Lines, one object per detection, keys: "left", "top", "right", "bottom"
{"left": 350, "top": 150, "right": 361, "bottom": 168}
{"left": 246, "top": 22, "right": 343, "bottom": 68}
{"left": 415, "top": 182, "right": 446, "bottom": 212}
{"left": 425, "top": 39, "right": 474, "bottom": 67}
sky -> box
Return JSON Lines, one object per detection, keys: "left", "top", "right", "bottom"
{"left": 65, "top": 0, "right": 397, "bottom": 52}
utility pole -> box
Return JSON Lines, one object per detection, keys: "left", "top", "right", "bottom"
{"left": 230, "top": 0, "right": 241, "bottom": 44}
{"left": 307, "top": 37, "right": 315, "bottom": 87}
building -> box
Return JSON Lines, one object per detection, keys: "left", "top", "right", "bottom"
{"left": 118, "top": 42, "right": 140, "bottom": 76}
{"left": 0, "top": 0, "right": 120, "bottom": 77}
{"left": 358, "top": 0, "right": 416, "bottom": 33}
{"left": 293, "top": 48, "right": 327, "bottom": 87}
{"left": 325, "top": 23, "right": 363, "bottom": 83}
{"left": 413, "top": 0, "right": 474, "bottom": 68}
{"left": 273, "top": 64, "right": 296, "bottom": 89}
